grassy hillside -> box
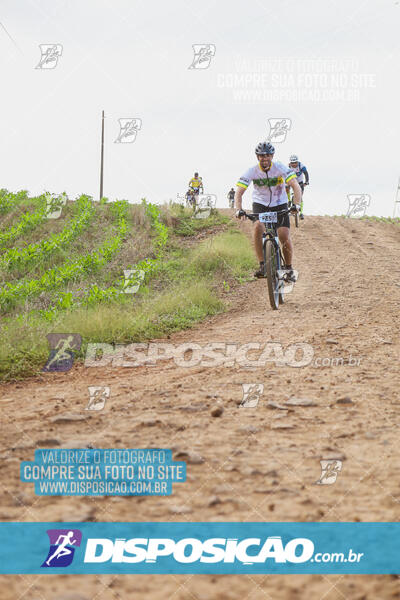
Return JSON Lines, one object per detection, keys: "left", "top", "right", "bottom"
{"left": 0, "top": 191, "right": 254, "bottom": 380}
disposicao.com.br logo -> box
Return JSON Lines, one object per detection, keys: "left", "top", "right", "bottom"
{"left": 82, "top": 537, "right": 365, "bottom": 566}
{"left": 0, "top": 522, "right": 395, "bottom": 574}
{"left": 41, "top": 533, "right": 364, "bottom": 568}
{"left": 84, "top": 535, "right": 315, "bottom": 564}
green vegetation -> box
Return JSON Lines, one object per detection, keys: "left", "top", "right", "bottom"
{"left": 360, "top": 216, "right": 400, "bottom": 224}
{"left": 340, "top": 214, "right": 400, "bottom": 224}
{"left": 0, "top": 196, "right": 254, "bottom": 380}
{"left": 162, "top": 203, "right": 229, "bottom": 236}
{"left": 0, "top": 194, "right": 94, "bottom": 270}
{"left": 0, "top": 193, "right": 50, "bottom": 247}
{"left": 0, "top": 189, "right": 28, "bottom": 215}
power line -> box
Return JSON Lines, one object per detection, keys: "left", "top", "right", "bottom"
{"left": 0, "top": 21, "right": 23, "bottom": 54}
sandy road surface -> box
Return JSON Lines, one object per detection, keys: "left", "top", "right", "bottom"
{"left": 1, "top": 215, "right": 400, "bottom": 599}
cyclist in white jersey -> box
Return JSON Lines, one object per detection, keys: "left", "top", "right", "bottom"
{"left": 235, "top": 141, "right": 302, "bottom": 281}
{"left": 287, "top": 154, "right": 309, "bottom": 220}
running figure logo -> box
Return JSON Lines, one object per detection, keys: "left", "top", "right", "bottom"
{"left": 42, "top": 333, "right": 82, "bottom": 372}
{"left": 240, "top": 383, "right": 264, "bottom": 408}
{"left": 267, "top": 118, "right": 291, "bottom": 143}
{"left": 316, "top": 459, "right": 343, "bottom": 485}
{"left": 86, "top": 386, "right": 110, "bottom": 411}
{"left": 123, "top": 268, "right": 145, "bottom": 294}
{"left": 277, "top": 269, "right": 298, "bottom": 294}
{"left": 35, "top": 44, "right": 63, "bottom": 69}
{"left": 188, "top": 44, "right": 216, "bottom": 69}
{"left": 176, "top": 192, "right": 186, "bottom": 205}
{"left": 41, "top": 529, "right": 82, "bottom": 568}
{"left": 114, "top": 118, "right": 142, "bottom": 143}
{"left": 194, "top": 194, "right": 216, "bottom": 219}
{"left": 46, "top": 192, "right": 67, "bottom": 219}
{"left": 347, "top": 194, "right": 371, "bottom": 218}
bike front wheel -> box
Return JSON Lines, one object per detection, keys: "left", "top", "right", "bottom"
{"left": 264, "top": 239, "right": 280, "bottom": 310}
{"left": 278, "top": 249, "right": 285, "bottom": 305}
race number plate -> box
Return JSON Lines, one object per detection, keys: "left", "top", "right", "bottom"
{"left": 259, "top": 211, "right": 277, "bottom": 224}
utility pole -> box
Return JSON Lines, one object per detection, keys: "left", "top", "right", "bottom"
{"left": 99, "top": 110, "right": 105, "bottom": 201}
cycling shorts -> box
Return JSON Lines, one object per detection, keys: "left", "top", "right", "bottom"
{"left": 252, "top": 202, "right": 290, "bottom": 229}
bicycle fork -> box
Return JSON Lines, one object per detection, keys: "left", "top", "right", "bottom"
{"left": 264, "top": 233, "right": 288, "bottom": 290}
{"left": 262, "top": 233, "right": 281, "bottom": 268}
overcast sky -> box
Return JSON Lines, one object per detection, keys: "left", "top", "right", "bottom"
{"left": 0, "top": 0, "right": 399, "bottom": 216}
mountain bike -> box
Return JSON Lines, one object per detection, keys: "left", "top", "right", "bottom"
{"left": 287, "top": 190, "right": 299, "bottom": 228}
{"left": 185, "top": 189, "right": 197, "bottom": 209}
{"left": 239, "top": 207, "right": 295, "bottom": 310}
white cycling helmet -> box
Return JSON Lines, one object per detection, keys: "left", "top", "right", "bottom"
{"left": 289, "top": 154, "right": 299, "bottom": 163}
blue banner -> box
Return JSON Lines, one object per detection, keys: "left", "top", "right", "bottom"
{"left": 20, "top": 449, "right": 186, "bottom": 496}
{"left": 0, "top": 522, "right": 398, "bottom": 574}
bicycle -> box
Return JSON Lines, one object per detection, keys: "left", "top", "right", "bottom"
{"left": 288, "top": 181, "right": 308, "bottom": 224}
{"left": 185, "top": 190, "right": 197, "bottom": 209}
{"left": 287, "top": 190, "right": 299, "bottom": 228}
{"left": 239, "top": 207, "right": 296, "bottom": 310}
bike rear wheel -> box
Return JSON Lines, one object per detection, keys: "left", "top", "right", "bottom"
{"left": 264, "top": 239, "right": 280, "bottom": 310}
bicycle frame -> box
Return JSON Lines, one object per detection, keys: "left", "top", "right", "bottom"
{"left": 186, "top": 190, "right": 197, "bottom": 208}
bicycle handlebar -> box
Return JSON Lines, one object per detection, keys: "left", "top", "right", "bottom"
{"left": 238, "top": 208, "right": 293, "bottom": 222}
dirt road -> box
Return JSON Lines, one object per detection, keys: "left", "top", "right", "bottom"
{"left": 1, "top": 215, "right": 400, "bottom": 599}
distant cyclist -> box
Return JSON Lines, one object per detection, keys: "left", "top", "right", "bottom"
{"left": 227, "top": 187, "right": 235, "bottom": 208}
{"left": 185, "top": 188, "right": 196, "bottom": 208}
{"left": 235, "top": 141, "right": 302, "bottom": 282}
{"left": 287, "top": 154, "right": 309, "bottom": 220}
{"left": 188, "top": 172, "right": 204, "bottom": 196}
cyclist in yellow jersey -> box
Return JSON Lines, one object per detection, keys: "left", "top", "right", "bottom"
{"left": 188, "top": 172, "right": 204, "bottom": 194}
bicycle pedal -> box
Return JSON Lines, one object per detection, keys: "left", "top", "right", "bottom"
{"left": 278, "top": 269, "right": 297, "bottom": 283}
